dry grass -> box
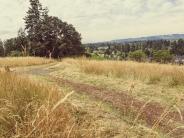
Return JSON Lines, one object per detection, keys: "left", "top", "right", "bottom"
{"left": 0, "top": 57, "right": 54, "bottom": 67}
{"left": 0, "top": 72, "right": 104, "bottom": 138}
{"left": 77, "top": 58, "right": 184, "bottom": 86}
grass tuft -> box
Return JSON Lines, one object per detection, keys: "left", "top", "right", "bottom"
{"left": 0, "top": 72, "right": 96, "bottom": 137}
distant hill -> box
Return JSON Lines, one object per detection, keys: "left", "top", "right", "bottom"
{"left": 111, "top": 34, "right": 184, "bottom": 43}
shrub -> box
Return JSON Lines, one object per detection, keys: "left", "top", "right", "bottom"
{"left": 128, "top": 50, "right": 146, "bottom": 62}
{"left": 153, "top": 50, "right": 173, "bottom": 63}
{"left": 9, "top": 50, "right": 23, "bottom": 57}
{"left": 91, "top": 53, "right": 106, "bottom": 60}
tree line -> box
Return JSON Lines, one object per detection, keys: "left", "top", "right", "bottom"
{"left": 0, "top": 0, "right": 84, "bottom": 58}
{"left": 85, "top": 39, "right": 184, "bottom": 63}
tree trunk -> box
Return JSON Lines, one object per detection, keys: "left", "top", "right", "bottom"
{"left": 48, "top": 48, "right": 55, "bottom": 59}
{"left": 21, "top": 44, "right": 27, "bottom": 56}
{"left": 49, "top": 51, "right": 52, "bottom": 59}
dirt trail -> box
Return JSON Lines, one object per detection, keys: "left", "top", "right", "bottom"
{"left": 16, "top": 64, "right": 184, "bottom": 137}
{"left": 54, "top": 77, "right": 184, "bottom": 137}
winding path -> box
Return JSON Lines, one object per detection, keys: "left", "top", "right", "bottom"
{"left": 16, "top": 63, "right": 184, "bottom": 138}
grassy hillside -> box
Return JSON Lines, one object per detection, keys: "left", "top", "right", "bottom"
{"left": 51, "top": 58, "right": 184, "bottom": 137}
{"left": 78, "top": 58, "right": 184, "bottom": 86}
{"left": 1, "top": 57, "right": 184, "bottom": 137}
{"left": 0, "top": 58, "right": 134, "bottom": 138}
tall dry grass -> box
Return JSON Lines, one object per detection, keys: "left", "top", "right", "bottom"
{"left": 0, "top": 57, "right": 54, "bottom": 67}
{"left": 0, "top": 72, "right": 101, "bottom": 137}
{"left": 77, "top": 58, "right": 184, "bottom": 85}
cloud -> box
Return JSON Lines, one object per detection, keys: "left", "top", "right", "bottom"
{"left": 0, "top": 0, "right": 184, "bottom": 42}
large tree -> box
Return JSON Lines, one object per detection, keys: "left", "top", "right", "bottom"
{"left": 40, "top": 16, "right": 84, "bottom": 58}
{"left": 0, "top": 39, "right": 4, "bottom": 56}
{"left": 24, "top": 0, "right": 84, "bottom": 58}
{"left": 24, "top": 0, "right": 43, "bottom": 42}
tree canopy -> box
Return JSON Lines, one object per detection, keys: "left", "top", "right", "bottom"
{"left": 128, "top": 50, "right": 146, "bottom": 62}
{"left": 23, "top": 0, "right": 84, "bottom": 58}
{"left": 0, "top": 39, "right": 4, "bottom": 57}
{"left": 3, "top": 0, "right": 84, "bottom": 58}
{"left": 153, "top": 50, "right": 173, "bottom": 63}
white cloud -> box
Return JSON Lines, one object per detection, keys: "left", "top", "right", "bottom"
{"left": 0, "top": 0, "right": 184, "bottom": 42}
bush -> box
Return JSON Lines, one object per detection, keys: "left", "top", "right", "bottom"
{"left": 153, "top": 50, "right": 173, "bottom": 63}
{"left": 91, "top": 53, "right": 106, "bottom": 60}
{"left": 128, "top": 50, "right": 146, "bottom": 62}
{"left": 9, "top": 50, "right": 23, "bottom": 57}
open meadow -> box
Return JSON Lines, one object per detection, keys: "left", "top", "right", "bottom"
{"left": 0, "top": 57, "right": 183, "bottom": 138}
{"left": 1, "top": 0, "right": 184, "bottom": 137}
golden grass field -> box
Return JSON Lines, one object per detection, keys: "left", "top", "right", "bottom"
{"left": 1, "top": 57, "right": 184, "bottom": 138}
{"left": 0, "top": 72, "right": 76, "bottom": 137}
{"left": 0, "top": 72, "right": 106, "bottom": 137}
{"left": 57, "top": 58, "right": 182, "bottom": 108}
{"left": 0, "top": 57, "right": 54, "bottom": 67}
{"left": 78, "top": 58, "right": 184, "bottom": 86}
{"left": 0, "top": 57, "right": 120, "bottom": 137}
{"left": 48, "top": 58, "right": 184, "bottom": 137}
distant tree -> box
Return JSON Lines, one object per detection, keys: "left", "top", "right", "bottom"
{"left": 153, "top": 50, "right": 173, "bottom": 63}
{"left": 0, "top": 39, "right": 4, "bottom": 56}
{"left": 143, "top": 48, "right": 151, "bottom": 57}
{"left": 104, "top": 46, "right": 111, "bottom": 58}
{"left": 128, "top": 50, "right": 146, "bottom": 62}
{"left": 171, "top": 39, "right": 184, "bottom": 56}
{"left": 4, "top": 38, "right": 17, "bottom": 56}
{"left": 9, "top": 50, "right": 22, "bottom": 57}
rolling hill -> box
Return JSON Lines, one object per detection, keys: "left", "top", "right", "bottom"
{"left": 111, "top": 34, "right": 184, "bottom": 43}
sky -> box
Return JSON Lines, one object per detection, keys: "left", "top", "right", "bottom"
{"left": 0, "top": 0, "right": 184, "bottom": 43}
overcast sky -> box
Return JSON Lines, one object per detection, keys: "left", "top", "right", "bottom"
{"left": 0, "top": 0, "right": 184, "bottom": 43}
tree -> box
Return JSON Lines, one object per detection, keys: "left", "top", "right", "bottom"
{"left": 24, "top": 0, "right": 43, "bottom": 42}
{"left": 17, "top": 28, "right": 29, "bottom": 56}
{"left": 128, "top": 50, "right": 146, "bottom": 62}
{"left": 0, "top": 39, "right": 4, "bottom": 56}
{"left": 4, "top": 38, "right": 17, "bottom": 56}
{"left": 153, "top": 50, "right": 173, "bottom": 63}
{"left": 171, "top": 39, "right": 184, "bottom": 56}
{"left": 24, "top": 0, "right": 84, "bottom": 58}
{"left": 40, "top": 16, "right": 84, "bottom": 58}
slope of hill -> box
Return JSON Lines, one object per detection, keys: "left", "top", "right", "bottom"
{"left": 111, "top": 34, "right": 184, "bottom": 43}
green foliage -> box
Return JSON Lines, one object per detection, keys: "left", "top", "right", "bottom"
{"left": 24, "top": 0, "right": 84, "bottom": 58}
{"left": 153, "top": 50, "right": 173, "bottom": 63}
{"left": 9, "top": 51, "right": 23, "bottom": 57}
{"left": 128, "top": 50, "right": 146, "bottom": 62}
{"left": 4, "top": 38, "right": 19, "bottom": 56}
{"left": 171, "top": 39, "right": 184, "bottom": 55}
{"left": 85, "top": 39, "right": 184, "bottom": 63}
{"left": 0, "top": 40, "right": 4, "bottom": 57}
{"left": 4, "top": 34, "right": 27, "bottom": 56}
{"left": 91, "top": 54, "right": 106, "bottom": 60}
{"left": 17, "top": 28, "right": 29, "bottom": 56}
